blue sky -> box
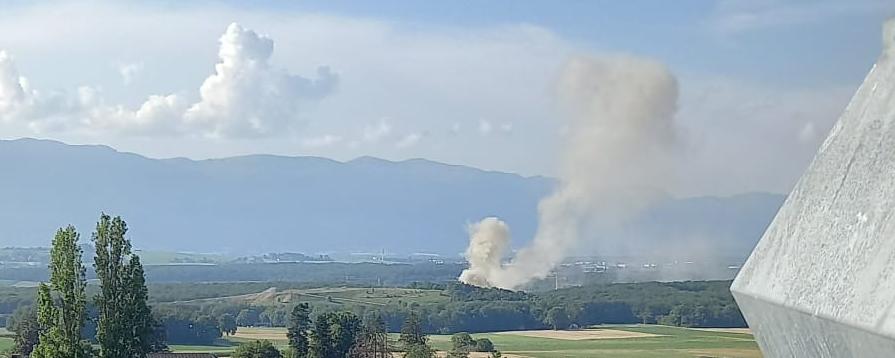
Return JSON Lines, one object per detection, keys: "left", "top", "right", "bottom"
{"left": 0, "top": 0, "right": 892, "bottom": 196}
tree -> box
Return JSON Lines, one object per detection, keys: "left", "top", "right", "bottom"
{"left": 330, "top": 312, "right": 362, "bottom": 357}
{"left": 220, "top": 313, "right": 238, "bottom": 336}
{"left": 400, "top": 312, "right": 433, "bottom": 358}
{"left": 123, "top": 255, "right": 160, "bottom": 356}
{"left": 448, "top": 333, "right": 474, "bottom": 358}
{"left": 11, "top": 307, "right": 39, "bottom": 356}
{"left": 31, "top": 284, "right": 61, "bottom": 358}
{"left": 233, "top": 340, "right": 283, "bottom": 358}
{"left": 286, "top": 303, "right": 311, "bottom": 357}
{"left": 31, "top": 226, "right": 91, "bottom": 358}
{"left": 544, "top": 306, "right": 570, "bottom": 330}
{"left": 353, "top": 313, "right": 391, "bottom": 358}
{"left": 309, "top": 311, "right": 362, "bottom": 358}
{"left": 93, "top": 214, "right": 157, "bottom": 357}
{"left": 309, "top": 313, "right": 334, "bottom": 358}
{"left": 403, "top": 343, "right": 435, "bottom": 358}
{"left": 237, "top": 308, "right": 260, "bottom": 326}
{"left": 399, "top": 312, "right": 427, "bottom": 348}
{"left": 474, "top": 338, "right": 494, "bottom": 352}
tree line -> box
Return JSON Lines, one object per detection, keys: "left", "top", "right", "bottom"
{"left": 231, "top": 305, "right": 500, "bottom": 358}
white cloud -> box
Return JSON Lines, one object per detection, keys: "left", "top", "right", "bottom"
{"left": 0, "top": 22, "right": 338, "bottom": 138}
{"left": 711, "top": 0, "right": 892, "bottom": 34}
{"left": 0, "top": 50, "right": 85, "bottom": 132}
{"left": 118, "top": 62, "right": 143, "bottom": 85}
{"left": 363, "top": 119, "right": 392, "bottom": 142}
{"left": 302, "top": 134, "right": 343, "bottom": 148}
{"left": 477, "top": 120, "right": 512, "bottom": 136}
{"left": 184, "top": 23, "right": 338, "bottom": 137}
{"left": 499, "top": 122, "right": 513, "bottom": 134}
{"left": 450, "top": 122, "right": 461, "bottom": 135}
{"left": 478, "top": 120, "right": 492, "bottom": 135}
{"left": 0, "top": 51, "right": 27, "bottom": 116}
{"left": 395, "top": 132, "right": 422, "bottom": 148}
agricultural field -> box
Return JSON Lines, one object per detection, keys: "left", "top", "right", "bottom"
{"left": 0, "top": 327, "right": 12, "bottom": 353}
{"left": 0, "top": 337, "right": 12, "bottom": 354}
{"left": 174, "top": 325, "right": 761, "bottom": 358}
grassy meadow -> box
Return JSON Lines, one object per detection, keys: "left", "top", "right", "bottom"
{"left": 172, "top": 325, "right": 761, "bottom": 358}
{"left": 0, "top": 337, "right": 11, "bottom": 354}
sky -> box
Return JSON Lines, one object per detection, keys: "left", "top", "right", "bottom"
{"left": 0, "top": 0, "right": 892, "bottom": 196}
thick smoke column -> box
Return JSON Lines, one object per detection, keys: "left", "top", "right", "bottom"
{"left": 460, "top": 55, "right": 679, "bottom": 289}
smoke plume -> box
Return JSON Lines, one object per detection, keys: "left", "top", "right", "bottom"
{"left": 459, "top": 55, "right": 679, "bottom": 289}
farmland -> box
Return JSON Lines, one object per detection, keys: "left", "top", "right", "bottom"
{"left": 172, "top": 325, "right": 761, "bottom": 358}
{"left": 0, "top": 328, "right": 12, "bottom": 353}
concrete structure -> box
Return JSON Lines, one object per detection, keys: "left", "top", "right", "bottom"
{"left": 731, "top": 19, "right": 895, "bottom": 357}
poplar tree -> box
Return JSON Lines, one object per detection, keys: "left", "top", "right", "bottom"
{"left": 308, "top": 313, "right": 335, "bottom": 358}
{"left": 30, "top": 284, "right": 60, "bottom": 358}
{"left": 11, "top": 308, "right": 40, "bottom": 356}
{"left": 31, "top": 226, "right": 90, "bottom": 358}
{"left": 123, "top": 255, "right": 158, "bottom": 356}
{"left": 398, "top": 312, "right": 427, "bottom": 347}
{"left": 354, "top": 313, "right": 391, "bottom": 358}
{"left": 93, "top": 214, "right": 157, "bottom": 358}
{"left": 286, "top": 303, "right": 312, "bottom": 357}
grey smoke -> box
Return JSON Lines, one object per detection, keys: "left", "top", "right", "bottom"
{"left": 460, "top": 55, "right": 680, "bottom": 289}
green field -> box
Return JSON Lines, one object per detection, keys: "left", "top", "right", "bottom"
{"left": 0, "top": 337, "right": 13, "bottom": 353}
{"left": 171, "top": 325, "right": 761, "bottom": 358}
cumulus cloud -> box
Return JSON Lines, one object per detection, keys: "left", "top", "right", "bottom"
{"left": 450, "top": 122, "right": 462, "bottom": 135}
{"left": 0, "top": 50, "right": 87, "bottom": 132}
{"left": 477, "top": 119, "right": 513, "bottom": 136}
{"left": 0, "top": 23, "right": 338, "bottom": 138}
{"left": 478, "top": 120, "right": 492, "bottom": 135}
{"left": 499, "top": 122, "right": 513, "bottom": 134}
{"left": 183, "top": 23, "right": 338, "bottom": 137}
{"left": 0, "top": 51, "right": 27, "bottom": 117}
{"left": 118, "top": 62, "right": 144, "bottom": 85}
{"left": 395, "top": 132, "right": 422, "bottom": 148}
{"left": 363, "top": 119, "right": 392, "bottom": 142}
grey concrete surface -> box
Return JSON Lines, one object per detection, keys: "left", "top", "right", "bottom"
{"left": 732, "top": 18, "right": 895, "bottom": 357}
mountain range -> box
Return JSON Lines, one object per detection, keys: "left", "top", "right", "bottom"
{"left": 0, "top": 138, "right": 784, "bottom": 258}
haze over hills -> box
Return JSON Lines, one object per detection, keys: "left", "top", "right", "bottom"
{"left": 0, "top": 138, "right": 783, "bottom": 257}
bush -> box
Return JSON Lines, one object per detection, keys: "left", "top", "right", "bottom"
{"left": 405, "top": 343, "right": 436, "bottom": 358}
{"left": 233, "top": 340, "right": 282, "bottom": 358}
{"left": 474, "top": 338, "right": 495, "bottom": 352}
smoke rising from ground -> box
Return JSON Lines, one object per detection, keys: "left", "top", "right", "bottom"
{"left": 459, "top": 55, "right": 680, "bottom": 289}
